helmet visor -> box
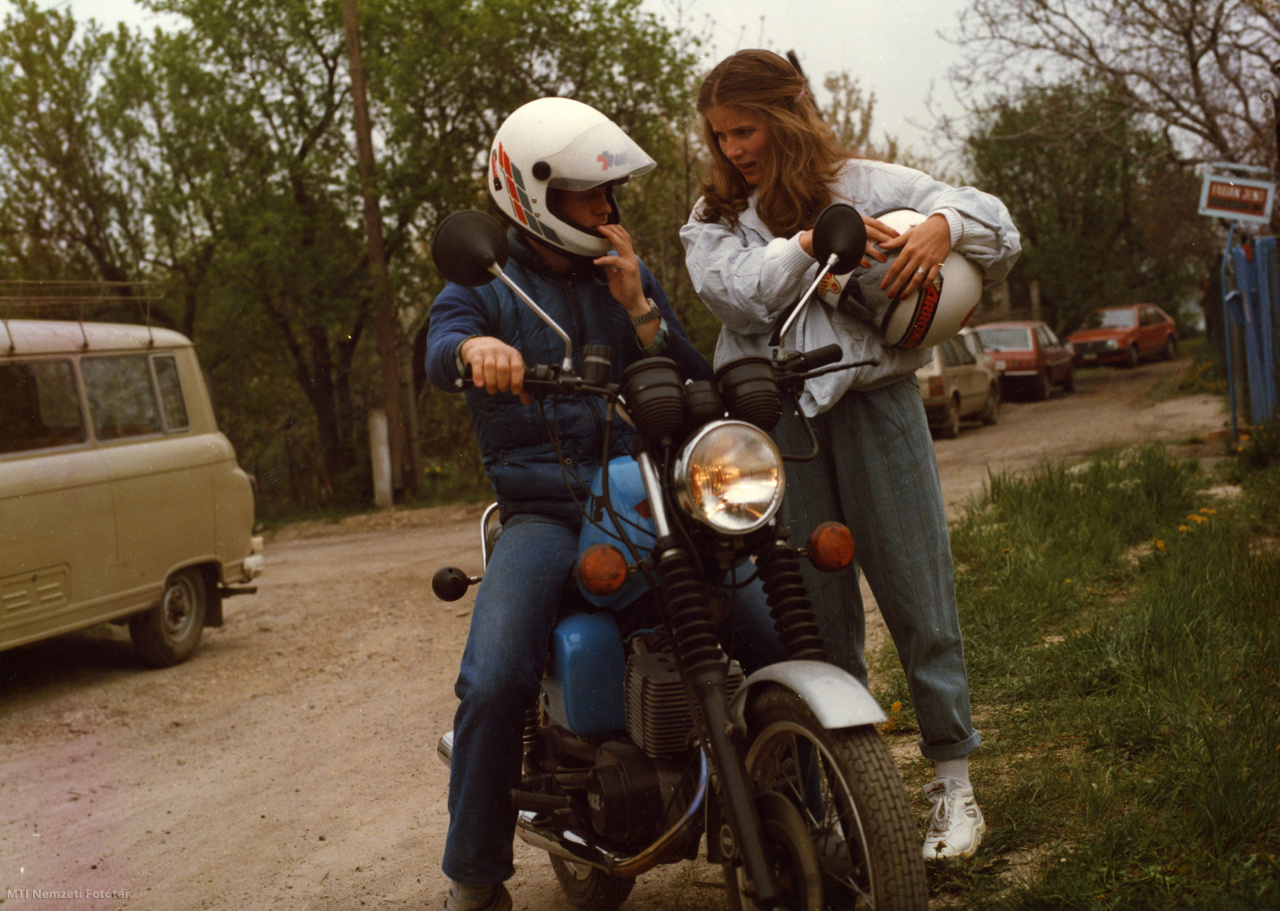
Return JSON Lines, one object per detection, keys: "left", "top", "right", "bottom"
{"left": 543, "top": 121, "right": 656, "bottom": 191}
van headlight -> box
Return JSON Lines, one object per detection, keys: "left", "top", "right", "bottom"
{"left": 673, "top": 420, "right": 785, "bottom": 534}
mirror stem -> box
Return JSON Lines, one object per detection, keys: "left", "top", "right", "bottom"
{"left": 489, "top": 264, "right": 574, "bottom": 373}
{"left": 771, "top": 252, "right": 838, "bottom": 354}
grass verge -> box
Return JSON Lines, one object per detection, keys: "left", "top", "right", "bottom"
{"left": 873, "top": 441, "right": 1280, "bottom": 909}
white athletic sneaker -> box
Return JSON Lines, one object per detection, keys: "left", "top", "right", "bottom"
{"left": 921, "top": 778, "right": 987, "bottom": 860}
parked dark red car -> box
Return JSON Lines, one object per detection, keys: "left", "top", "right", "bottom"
{"left": 973, "top": 320, "right": 1075, "bottom": 400}
{"left": 1068, "top": 304, "right": 1178, "bottom": 368}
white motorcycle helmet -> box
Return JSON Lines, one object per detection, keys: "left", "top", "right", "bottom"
{"left": 488, "top": 97, "right": 656, "bottom": 258}
{"left": 817, "top": 208, "right": 984, "bottom": 349}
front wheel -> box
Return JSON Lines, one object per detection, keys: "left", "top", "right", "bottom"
{"left": 549, "top": 855, "right": 635, "bottom": 911}
{"left": 726, "top": 686, "right": 928, "bottom": 911}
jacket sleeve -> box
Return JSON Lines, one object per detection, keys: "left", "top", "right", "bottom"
{"left": 680, "top": 204, "right": 816, "bottom": 337}
{"left": 424, "top": 282, "right": 489, "bottom": 392}
{"left": 883, "top": 165, "right": 1022, "bottom": 285}
{"left": 640, "top": 265, "right": 714, "bottom": 383}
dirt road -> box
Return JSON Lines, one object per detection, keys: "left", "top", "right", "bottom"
{"left": 0, "top": 357, "right": 1227, "bottom": 911}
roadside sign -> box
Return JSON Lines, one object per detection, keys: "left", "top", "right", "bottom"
{"left": 1199, "top": 172, "right": 1274, "bottom": 225}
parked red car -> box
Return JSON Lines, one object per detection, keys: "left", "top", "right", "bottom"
{"left": 1068, "top": 304, "right": 1178, "bottom": 368}
{"left": 973, "top": 320, "right": 1075, "bottom": 400}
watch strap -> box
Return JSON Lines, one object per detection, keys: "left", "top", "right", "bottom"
{"left": 630, "top": 299, "right": 661, "bottom": 327}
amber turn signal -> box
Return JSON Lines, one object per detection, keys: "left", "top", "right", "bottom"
{"left": 808, "top": 522, "right": 855, "bottom": 572}
{"left": 578, "top": 543, "right": 629, "bottom": 596}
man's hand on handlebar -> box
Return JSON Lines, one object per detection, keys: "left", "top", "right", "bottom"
{"left": 460, "top": 336, "right": 531, "bottom": 405}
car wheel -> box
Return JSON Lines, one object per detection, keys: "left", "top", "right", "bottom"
{"left": 1034, "top": 370, "right": 1051, "bottom": 401}
{"left": 129, "top": 567, "right": 208, "bottom": 667}
{"left": 980, "top": 383, "right": 999, "bottom": 424}
{"left": 1161, "top": 335, "right": 1177, "bottom": 360}
{"left": 1062, "top": 368, "right": 1075, "bottom": 393}
{"left": 1124, "top": 344, "right": 1140, "bottom": 368}
{"left": 937, "top": 395, "right": 961, "bottom": 438}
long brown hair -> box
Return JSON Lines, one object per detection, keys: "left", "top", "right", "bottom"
{"left": 694, "top": 49, "right": 850, "bottom": 237}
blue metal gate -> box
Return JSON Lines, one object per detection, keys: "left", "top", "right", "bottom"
{"left": 1223, "top": 232, "right": 1280, "bottom": 431}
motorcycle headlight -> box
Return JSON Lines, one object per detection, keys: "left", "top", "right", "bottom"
{"left": 673, "top": 420, "right": 785, "bottom": 534}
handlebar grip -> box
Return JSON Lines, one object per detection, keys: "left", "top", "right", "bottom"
{"left": 799, "top": 344, "right": 844, "bottom": 371}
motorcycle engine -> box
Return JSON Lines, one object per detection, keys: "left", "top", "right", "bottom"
{"left": 586, "top": 741, "right": 664, "bottom": 844}
{"left": 624, "top": 649, "right": 745, "bottom": 759}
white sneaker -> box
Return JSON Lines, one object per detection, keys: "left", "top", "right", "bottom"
{"left": 922, "top": 778, "right": 987, "bottom": 860}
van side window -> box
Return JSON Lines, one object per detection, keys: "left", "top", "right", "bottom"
{"left": 152, "top": 354, "right": 189, "bottom": 432}
{"left": 83, "top": 355, "right": 162, "bottom": 440}
{"left": 0, "top": 360, "right": 87, "bottom": 453}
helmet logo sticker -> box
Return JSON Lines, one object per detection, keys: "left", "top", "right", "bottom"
{"left": 494, "top": 142, "right": 562, "bottom": 245}
{"left": 900, "top": 277, "right": 942, "bottom": 349}
{"left": 596, "top": 150, "right": 634, "bottom": 171}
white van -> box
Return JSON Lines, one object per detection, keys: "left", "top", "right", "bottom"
{"left": 0, "top": 319, "right": 263, "bottom": 666}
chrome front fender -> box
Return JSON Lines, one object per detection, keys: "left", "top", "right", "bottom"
{"left": 730, "top": 659, "right": 887, "bottom": 729}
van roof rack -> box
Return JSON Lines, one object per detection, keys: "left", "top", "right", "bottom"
{"left": 0, "top": 281, "right": 167, "bottom": 353}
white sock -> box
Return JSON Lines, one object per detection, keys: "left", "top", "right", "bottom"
{"left": 933, "top": 758, "right": 971, "bottom": 788}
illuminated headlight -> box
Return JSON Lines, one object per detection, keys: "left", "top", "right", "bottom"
{"left": 1106, "top": 339, "right": 1120, "bottom": 349}
{"left": 673, "top": 420, "right": 785, "bottom": 534}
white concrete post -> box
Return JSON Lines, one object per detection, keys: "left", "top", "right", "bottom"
{"left": 369, "top": 409, "right": 392, "bottom": 508}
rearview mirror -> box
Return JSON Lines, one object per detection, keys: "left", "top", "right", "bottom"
{"left": 431, "top": 210, "right": 510, "bottom": 287}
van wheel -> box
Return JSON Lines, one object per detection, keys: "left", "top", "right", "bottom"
{"left": 130, "top": 568, "right": 207, "bottom": 667}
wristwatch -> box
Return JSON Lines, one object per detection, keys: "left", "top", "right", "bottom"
{"left": 631, "top": 299, "right": 661, "bottom": 327}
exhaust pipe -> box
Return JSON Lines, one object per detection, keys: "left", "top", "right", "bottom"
{"left": 438, "top": 731, "right": 708, "bottom": 879}
{"left": 516, "top": 751, "right": 709, "bottom": 878}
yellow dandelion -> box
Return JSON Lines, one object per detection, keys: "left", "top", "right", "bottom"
{"left": 1199, "top": 507, "right": 1216, "bottom": 515}
{"left": 890, "top": 701, "right": 902, "bottom": 713}
{"left": 881, "top": 719, "right": 896, "bottom": 733}
{"left": 1064, "top": 578, "right": 1073, "bottom": 585}
{"left": 1154, "top": 539, "right": 1166, "bottom": 551}
{"left": 1002, "top": 547, "right": 1012, "bottom": 554}
{"left": 1178, "top": 525, "right": 1191, "bottom": 533}
{"left": 1192, "top": 515, "right": 1208, "bottom": 525}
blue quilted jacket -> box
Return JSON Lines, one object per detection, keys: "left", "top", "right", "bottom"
{"left": 426, "top": 229, "right": 712, "bottom": 521}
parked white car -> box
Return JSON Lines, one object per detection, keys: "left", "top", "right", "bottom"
{"left": 915, "top": 329, "right": 1000, "bottom": 438}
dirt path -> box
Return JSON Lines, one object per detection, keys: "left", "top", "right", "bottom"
{"left": 0, "top": 357, "right": 1227, "bottom": 911}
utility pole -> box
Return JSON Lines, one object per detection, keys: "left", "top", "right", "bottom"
{"left": 341, "top": 0, "right": 416, "bottom": 500}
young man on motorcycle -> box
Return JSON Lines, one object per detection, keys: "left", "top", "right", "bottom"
{"left": 424, "top": 97, "right": 781, "bottom": 911}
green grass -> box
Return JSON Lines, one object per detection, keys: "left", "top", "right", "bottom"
{"left": 872, "top": 443, "right": 1280, "bottom": 909}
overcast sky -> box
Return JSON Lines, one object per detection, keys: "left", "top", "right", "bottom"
{"left": 9, "top": 0, "right": 974, "bottom": 160}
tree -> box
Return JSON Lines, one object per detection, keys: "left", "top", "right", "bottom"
{"left": 966, "top": 81, "right": 1216, "bottom": 333}
{"left": 950, "top": 0, "right": 1280, "bottom": 173}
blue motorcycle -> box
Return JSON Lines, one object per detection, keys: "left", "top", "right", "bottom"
{"left": 431, "top": 206, "right": 927, "bottom": 911}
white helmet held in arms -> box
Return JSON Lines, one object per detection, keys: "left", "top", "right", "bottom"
{"left": 488, "top": 97, "right": 657, "bottom": 258}
{"left": 817, "top": 208, "right": 984, "bottom": 349}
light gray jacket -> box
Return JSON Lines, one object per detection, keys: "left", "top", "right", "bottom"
{"left": 681, "top": 159, "right": 1021, "bottom": 416}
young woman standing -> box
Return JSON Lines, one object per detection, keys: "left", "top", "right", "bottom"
{"left": 682, "top": 48, "right": 1021, "bottom": 861}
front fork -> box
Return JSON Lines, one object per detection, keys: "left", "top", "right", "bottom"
{"left": 632, "top": 450, "right": 780, "bottom": 908}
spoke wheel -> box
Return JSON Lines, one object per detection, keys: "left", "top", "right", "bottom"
{"left": 549, "top": 855, "right": 635, "bottom": 911}
{"left": 726, "top": 686, "right": 928, "bottom": 911}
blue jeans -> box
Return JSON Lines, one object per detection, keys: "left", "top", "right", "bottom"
{"left": 441, "top": 513, "right": 783, "bottom": 886}
{"left": 772, "top": 377, "right": 980, "bottom": 762}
